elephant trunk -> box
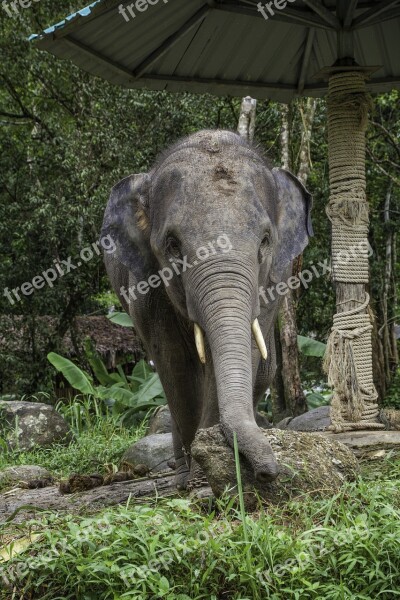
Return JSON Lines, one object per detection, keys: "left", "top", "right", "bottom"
{"left": 191, "top": 255, "right": 280, "bottom": 482}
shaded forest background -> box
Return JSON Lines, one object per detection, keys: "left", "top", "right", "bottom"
{"left": 0, "top": 1, "right": 399, "bottom": 406}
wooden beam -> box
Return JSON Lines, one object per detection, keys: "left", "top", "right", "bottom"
{"left": 143, "top": 72, "right": 296, "bottom": 90}
{"left": 353, "top": 0, "right": 400, "bottom": 27}
{"left": 133, "top": 5, "right": 210, "bottom": 78}
{"left": 139, "top": 72, "right": 331, "bottom": 97}
{"left": 138, "top": 73, "right": 400, "bottom": 95}
{"left": 343, "top": 0, "right": 359, "bottom": 28}
{"left": 213, "top": 2, "right": 335, "bottom": 30}
{"left": 336, "top": 0, "right": 355, "bottom": 58}
{"left": 63, "top": 35, "right": 137, "bottom": 82}
{"left": 353, "top": 5, "right": 400, "bottom": 28}
{"left": 301, "top": 0, "right": 341, "bottom": 29}
{"left": 298, "top": 28, "right": 315, "bottom": 95}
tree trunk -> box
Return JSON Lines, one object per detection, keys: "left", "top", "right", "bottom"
{"left": 271, "top": 320, "right": 289, "bottom": 422}
{"left": 277, "top": 99, "right": 317, "bottom": 418}
{"left": 391, "top": 228, "right": 399, "bottom": 370}
{"left": 381, "top": 181, "right": 399, "bottom": 385}
{"left": 383, "top": 182, "right": 393, "bottom": 384}
{"left": 237, "top": 96, "right": 257, "bottom": 141}
{"left": 280, "top": 293, "right": 307, "bottom": 416}
{"left": 0, "top": 474, "right": 176, "bottom": 524}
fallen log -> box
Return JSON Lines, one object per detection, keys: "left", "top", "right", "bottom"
{"left": 0, "top": 474, "right": 176, "bottom": 524}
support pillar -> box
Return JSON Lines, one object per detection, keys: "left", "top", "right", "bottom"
{"left": 323, "top": 68, "right": 384, "bottom": 432}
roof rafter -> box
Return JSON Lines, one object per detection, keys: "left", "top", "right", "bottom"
{"left": 301, "top": 0, "right": 341, "bottom": 29}
{"left": 132, "top": 5, "right": 210, "bottom": 78}
{"left": 298, "top": 28, "right": 315, "bottom": 95}
{"left": 354, "top": 5, "right": 400, "bottom": 27}
{"left": 214, "top": 2, "right": 335, "bottom": 30}
{"left": 63, "top": 35, "right": 136, "bottom": 80}
{"left": 343, "top": 0, "right": 359, "bottom": 28}
{"left": 353, "top": 0, "right": 400, "bottom": 27}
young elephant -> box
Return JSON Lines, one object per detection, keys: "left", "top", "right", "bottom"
{"left": 101, "top": 130, "right": 312, "bottom": 489}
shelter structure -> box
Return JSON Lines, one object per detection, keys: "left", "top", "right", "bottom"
{"left": 0, "top": 316, "right": 144, "bottom": 396}
{"left": 32, "top": 0, "right": 400, "bottom": 431}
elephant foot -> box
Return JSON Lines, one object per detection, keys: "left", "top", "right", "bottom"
{"left": 175, "top": 467, "right": 190, "bottom": 490}
{"left": 175, "top": 455, "right": 190, "bottom": 490}
{"left": 174, "top": 458, "right": 209, "bottom": 491}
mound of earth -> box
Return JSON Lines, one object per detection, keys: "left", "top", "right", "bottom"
{"left": 191, "top": 426, "right": 359, "bottom": 507}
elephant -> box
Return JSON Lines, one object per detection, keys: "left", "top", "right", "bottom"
{"left": 101, "top": 129, "right": 313, "bottom": 489}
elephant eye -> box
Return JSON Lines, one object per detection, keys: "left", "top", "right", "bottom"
{"left": 258, "top": 232, "right": 271, "bottom": 264}
{"left": 261, "top": 232, "right": 271, "bottom": 247}
{"left": 165, "top": 235, "right": 182, "bottom": 259}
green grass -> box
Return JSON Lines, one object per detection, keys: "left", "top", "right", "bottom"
{"left": 0, "top": 417, "right": 146, "bottom": 487}
{"left": 1, "top": 400, "right": 399, "bottom": 600}
{"left": 0, "top": 457, "right": 399, "bottom": 599}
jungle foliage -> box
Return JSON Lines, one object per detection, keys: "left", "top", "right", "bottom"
{"left": 0, "top": 1, "right": 399, "bottom": 401}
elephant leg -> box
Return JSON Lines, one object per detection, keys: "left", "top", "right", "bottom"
{"left": 132, "top": 296, "right": 204, "bottom": 489}
{"left": 149, "top": 347, "right": 203, "bottom": 490}
{"left": 182, "top": 362, "right": 219, "bottom": 489}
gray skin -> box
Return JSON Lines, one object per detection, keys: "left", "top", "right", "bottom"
{"left": 102, "top": 130, "right": 312, "bottom": 489}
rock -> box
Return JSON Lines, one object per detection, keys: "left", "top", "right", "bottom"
{"left": 0, "top": 465, "right": 53, "bottom": 489}
{"left": 122, "top": 433, "right": 174, "bottom": 473}
{"left": 147, "top": 406, "right": 172, "bottom": 435}
{"left": 0, "top": 401, "right": 72, "bottom": 451}
{"left": 380, "top": 409, "right": 400, "bottom": 431}
{"left": 191, "top": 425, "right": 359, "bottom": 507}
{"left": 277, "top": 406, "right": 331, "bottom": 432}
{"left": 276, "top": 407, "right": 400, "bottom": 435}
{"left": 275, "top": 416, "right": 294, "bottom": 430}
{"left": 255, "top": 412, "right": 272, "bottom": 429}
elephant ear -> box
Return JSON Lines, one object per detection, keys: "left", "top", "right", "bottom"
{"left": 270, "top": 167, "right": 313, "bottom": 283}
{"left": 101, "top": 173, "right": 152, "bottom": 272}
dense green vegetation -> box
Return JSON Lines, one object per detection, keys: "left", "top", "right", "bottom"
{"left": 1, "top": 1, "right": 399, "bottom": 399}
{"left": 0, "top": 4, "right": 399, "bottom": 600}
{"left": 0, "top": 420, "right": 399, "bottom": 600}
{"left": 0, "top": 408, "right": 145, "bottom": 487}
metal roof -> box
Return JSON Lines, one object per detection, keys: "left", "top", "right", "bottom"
{"left": 33, "top": 0, "right": 400, "bottom": 102}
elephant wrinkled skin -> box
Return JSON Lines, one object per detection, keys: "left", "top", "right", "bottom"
{"left": 102, "top": 130, "right": 312, "bottom": 489}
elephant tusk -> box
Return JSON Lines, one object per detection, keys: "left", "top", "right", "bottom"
{"left": 252, "top": 319, "right": 268, "bottom": 360}
{"left": 194, "top": 323, "right": 206, "bottom": 364}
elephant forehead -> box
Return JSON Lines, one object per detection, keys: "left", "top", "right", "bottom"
{"left": 153, "top": 164, "right": 267, "bottom": 224}
{"left": 152, "top": 154, "right": 274, "bottom": 203}
{"left": 154, "top": 146, "right": 266, "bottom": 177}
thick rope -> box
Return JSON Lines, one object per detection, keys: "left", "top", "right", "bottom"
{"left": 324, "top": 295, "right": 383, "bottom": 432}
{"left": 325, "top": 71, "right": 383, "bottom": 433}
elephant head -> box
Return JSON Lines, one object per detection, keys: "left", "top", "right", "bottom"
{"left": 102, "top": 130, "right": 312, "bottom": 483}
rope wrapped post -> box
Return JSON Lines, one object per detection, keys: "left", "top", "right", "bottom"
{"left": 324, "top": 70, "right": 384, "bottom": 432}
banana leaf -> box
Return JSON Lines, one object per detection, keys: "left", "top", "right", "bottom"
{"left": 47, "top": 352, "right": 95, "bottom": 395}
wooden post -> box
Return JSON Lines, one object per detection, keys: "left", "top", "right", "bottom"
{"left": 324, "top": 69, "right": 384, "bottom": 432}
